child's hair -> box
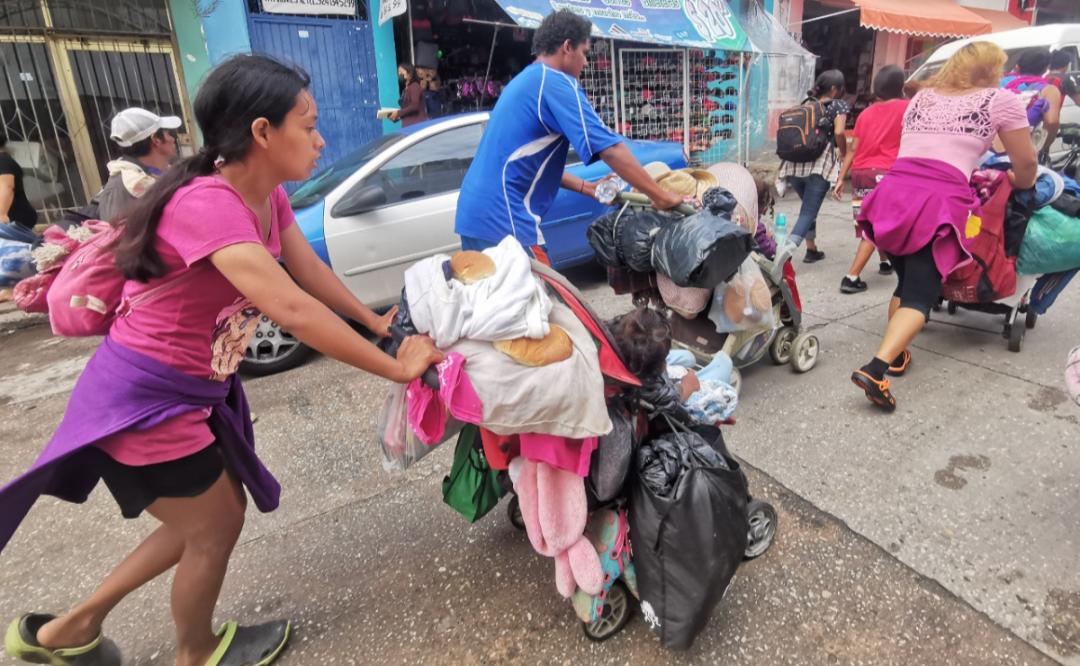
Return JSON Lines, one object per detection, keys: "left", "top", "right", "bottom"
{"left": 755, "top": 175, "right": 775, "bottom": 222}
{"left": 609, "top": 307, "right": 672, "bottom": 378}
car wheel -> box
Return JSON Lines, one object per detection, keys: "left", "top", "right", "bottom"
{"left": 240, "top": 314, "right": 315, "bottom": 376}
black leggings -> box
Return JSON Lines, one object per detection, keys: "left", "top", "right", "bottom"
{"left": 891, "top": 244, "right": 942, "bottom": 318}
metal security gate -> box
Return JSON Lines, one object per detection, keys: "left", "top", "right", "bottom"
{"left": 247, "top": 1, "right": 382, "bottom": 173}
{"left": 0, "top": 0, "right": 192, "bottom": 223}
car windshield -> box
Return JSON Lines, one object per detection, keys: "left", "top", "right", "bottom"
{"left": 911, "top": 47, "right": 1028, "bottom": 83}
{"left": 290, "top": 133, "right": 404, "bottom": 209}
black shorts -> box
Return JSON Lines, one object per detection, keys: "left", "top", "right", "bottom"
{"left": 891, "top": 244, "right": 942, "bottom": 318}
{"left": 79, "top": 444, "right": 225, "bottom": 519}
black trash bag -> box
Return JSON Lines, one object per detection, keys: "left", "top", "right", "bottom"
{"left": 639, "top": 376, "right": 692, "bottom": 424}
{"left": 702, "top": 187, "right": 738, "bottom": 216}
{"left": 1004, "top": 197, "right": 1035, "bottom": 259}
{"left": 617, "top": 208, "right": 673, "bottom": 273}
{"left": 587, "top": 211, "right": 621, "bottom": 268}
{"left": 587, "top": 403, "right": 636, "bottom": 503}
{"left": 652, "top": 210, "right": 753, "bottom": 289}
{"left": 629, "top": 425, "right": 748, "bottom": 651}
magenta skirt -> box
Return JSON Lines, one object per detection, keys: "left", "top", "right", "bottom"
{"left": 857, "top": 157, "right": 979, "bottom": 280}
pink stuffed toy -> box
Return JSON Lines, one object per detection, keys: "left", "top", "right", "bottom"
{"left": 510, "top": 458, "right": 603, "bottom": 598}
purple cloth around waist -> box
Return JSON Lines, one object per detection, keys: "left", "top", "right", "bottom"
{"left": 0, "top": 336, "right": 280, "bottom": 553}
{"left": 856, "top": 157, "right": 979, "bottom": 280}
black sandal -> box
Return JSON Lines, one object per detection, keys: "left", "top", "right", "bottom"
{"left": 851, "top": 370, "right": 897, "bottom": 412}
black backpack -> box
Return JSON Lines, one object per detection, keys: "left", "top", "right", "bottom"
{"left": 776, "top": 98, "right": 831, "bottom": 163}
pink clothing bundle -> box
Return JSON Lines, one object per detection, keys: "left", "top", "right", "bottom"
{"left": 406, "top": 353, "right": 484, "bottom": 444}
{"left": 480, "top": 429, "right": 597, "bottom": 477}
{"left": 510, "top": 458, "right": 604, "bottom": 599}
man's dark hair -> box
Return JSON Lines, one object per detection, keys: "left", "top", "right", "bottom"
{"left": 872, "top": 65, "right": 906, "bottom": 101}
{"left": 1017, "top": 48, "right": 1051, "bottom": 75}
{"left": 532, "top": 10, "right": 592, "bottom": 56}
{"left": 1050, "top": 49, "right": 1073, "bottom": 71}
{"left": 118, "top": 130, "right": 160, "bottom": 158}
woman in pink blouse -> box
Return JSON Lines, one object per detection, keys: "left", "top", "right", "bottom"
{"left": 851, "top": 42, "right": 1037, "bottom": 412}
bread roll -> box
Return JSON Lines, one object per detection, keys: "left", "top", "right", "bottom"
{"left": 494, "top": 325, "right": 572, "bottom": 367}
{"left": 450, "top": 251, "right": 496, "bottom": 284}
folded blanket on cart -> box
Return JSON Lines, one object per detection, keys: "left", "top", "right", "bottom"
{"left": 449, "top": 301, "right": 612, "bottom": 439}
{"left": 405, "top": 236, "right": 552, "bottom": 348}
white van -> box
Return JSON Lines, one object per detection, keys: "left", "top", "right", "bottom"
{"left": 909, "top": 23, "right": 1080, "bottom": 161}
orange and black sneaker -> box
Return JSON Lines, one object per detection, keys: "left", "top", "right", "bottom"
{"left": 886, "top": 350, "right": 912, "bottom": 377}
{"left": 851, "top": 370, "right": 897, "bottom": 412}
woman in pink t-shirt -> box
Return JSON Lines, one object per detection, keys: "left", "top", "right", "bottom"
{"left": 833, "top": 65, "right": 908, "bottom": 294}
{"left": 10, "top": 56, "right": 442, "bottom": 666}
{"left": 851, "top": 42, "right": 1037, "bottom": 412}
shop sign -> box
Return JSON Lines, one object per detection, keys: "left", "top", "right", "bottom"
{"left": 379, "top": 0, "right": 407, "bottom": 25}
{"left": 497, "top": 0, "right": 747, "bottom": 51}
{"left": 262, "top": 0, "right": 356, "bottom": 16}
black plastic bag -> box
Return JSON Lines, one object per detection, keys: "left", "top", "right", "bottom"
{"left": 652, "top": 211, "right": 753, "bottom": 289}
{"left": 629, "top": 424, "right": 748, "bottom": 651}
{"left": 587, "top": 403, "right": 636, "bottom": 504}
{"left": 587, "top": 211, "right": 621, "bottom": 268}
{"left": 587, "top": 208, "right": 676, "bottom": 272}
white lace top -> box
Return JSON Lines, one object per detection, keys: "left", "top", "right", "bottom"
{"left": 898, "top": 87, "right": 1028, "bottom": 178}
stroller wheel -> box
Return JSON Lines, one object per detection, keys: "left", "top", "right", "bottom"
{"left": 947, "top": 301, "right": 958, "bottom": 315}
{"left": 507, "top": 495, "right": 526, "bottom": 531}
{"left": 790, "top": 333, "right": 819, "bottom": 373}
{"left": 769, "top": 326, "right": 798, "bottom": 365}
{"left": 1025, "top": 310, "right": 1038, "bottom": 330}
{"left": 744, "top": 500, "right": 778, "bottom": 560}
{"left": 583, "top": 580, "right": 633, "bottom": 642}
{"left": 1008, "top": 321, "right": 1024, "bottom": 353}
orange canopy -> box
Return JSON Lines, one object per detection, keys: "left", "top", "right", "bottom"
{"left": 966, "top": 7, "right": 1029, "bottom": 34}
{"left": 852, "top": 0, "right": 992, "bottom": 38}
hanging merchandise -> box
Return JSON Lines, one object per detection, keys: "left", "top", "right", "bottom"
{"left": 442, "top": 424, "right": 506, "bottom": 522}
{"left": 629, "top": 422, "right": 749, "bottom": 650}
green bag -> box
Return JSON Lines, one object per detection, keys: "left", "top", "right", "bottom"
{"left": 441, "top": 425, "right": 505, "bottom": 523}
{"left": 1017, "top": 205, "right": 1080, "bottom": 275}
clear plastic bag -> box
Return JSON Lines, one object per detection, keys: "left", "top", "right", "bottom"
{"left": 376, "top": 384, "right": 462, "bottom": 472}
{"left": 707, "top": 256, "right": 775, "bottom": 334}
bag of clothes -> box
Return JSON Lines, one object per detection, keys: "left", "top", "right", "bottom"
{"left": 651, "top": 208, "right": 753, "bottom": 289}
{"left": 1017, "top": 204, "right": 1080, "bottom": 275}
{"left": 629, "top": 423, "right": 748, "bottom": 650}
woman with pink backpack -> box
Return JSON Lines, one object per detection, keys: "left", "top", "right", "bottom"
{"left": 1, "top": 55, "right": 441, "bottom": 666}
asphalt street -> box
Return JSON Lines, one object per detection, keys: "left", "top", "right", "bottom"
{"left": 0, "top": 197, "right": 1075, "bottom": 665}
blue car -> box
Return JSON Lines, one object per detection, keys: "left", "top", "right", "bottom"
{"left": 242, "top": 112, "right": 686, "bottom": 375}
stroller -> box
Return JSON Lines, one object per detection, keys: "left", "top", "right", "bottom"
{"left": 606, "top": 191, "right": 819, "bottom": 393}
{"left": 500, "top": 260, "right": 779, "bottom": 642}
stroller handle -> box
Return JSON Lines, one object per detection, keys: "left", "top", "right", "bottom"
{"left": 614, "top": 190, "right": 699, "bottom": 217}
{"left": 389, "top": 324, "right": 440, "bottom": 390}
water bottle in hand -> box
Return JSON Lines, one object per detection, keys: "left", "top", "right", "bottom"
{"left": 595, "top": 176, "right": 628, "bottom": 205}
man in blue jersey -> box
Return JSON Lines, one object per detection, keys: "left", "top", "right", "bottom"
{"left": 455, "top": 10, "right": 683, "bottom": 262}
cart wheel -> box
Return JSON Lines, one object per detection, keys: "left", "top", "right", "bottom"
{"left": 1008, "top": 321, "right": 1024, "bottom": 353}
{"left": 947, "top": 301, "right": 958, "bottom": 315}
{"left": 745, "top": 500, "right": 778, "bottom": 560}
{"left": 728, "top": 368, "right": 742, "bottom": 395}
{"left": 789, "top": 334, "right": 819, "bottom": 373}
{"left": 507, "top": 496, "right": 525, "bottom": 531}
{"left": 769, "top": 326, "right": 798, "bottom": 365}
{"left": 1025, "top": 310, "right": 1038, "bottom": 330}
{"left": 583, "top": 580, "right": 632, "bottom": 642}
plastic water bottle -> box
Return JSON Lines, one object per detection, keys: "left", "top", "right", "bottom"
{"left": 774, "top": 212, "right": 789, "bottom": 248}
{"left": 595, "top": 175, "right": 627, "bottom": 204}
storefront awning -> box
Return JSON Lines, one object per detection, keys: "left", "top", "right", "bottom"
{"left": 851, "top": 0, "right": 992, "bottom": 39}
{"left": 965, "top": 7, "right": 1029, "bottom": 34}
{"left": 494, "top": 0, "right": 751, "bottom": 52}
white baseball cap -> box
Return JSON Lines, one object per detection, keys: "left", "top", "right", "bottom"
{"left": 110, "top": 107, "right": 182, "bottom": 147}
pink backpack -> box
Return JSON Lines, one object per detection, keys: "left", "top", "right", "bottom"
{"left": 17, "top": 220, "right": 191, "bottom": 337}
